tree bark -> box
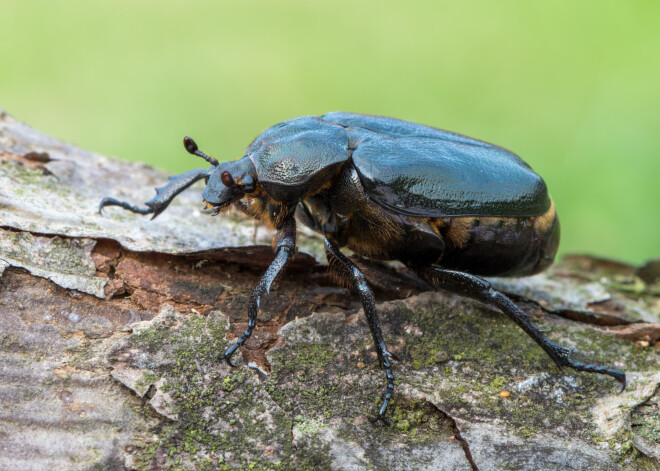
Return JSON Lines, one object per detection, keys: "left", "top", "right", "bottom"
{"left": 0, "top": 109, "right": 658, "bottom": 470}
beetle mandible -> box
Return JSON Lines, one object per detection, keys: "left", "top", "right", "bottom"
{"left": 100, "top": 112, "right": 626, "bottom": 421}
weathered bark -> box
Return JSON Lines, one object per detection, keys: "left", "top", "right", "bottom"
{"left": 0, "top": 109, "right": 658, "bottom": 471}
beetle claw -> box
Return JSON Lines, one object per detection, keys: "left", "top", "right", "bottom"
{"left": 617, "top": 376, "right": 627, "bottom": 394}
{"left": 219, "top": 342, "right": 241, "bottom": 367}
{"left": 385, "top": 351, "right": 400, "bottom": 362}
{"left": 219, "top": 354, "right": 236, "bottom": 368}
{"left": 611, "top": 370, "right": 627, "bottom": 393}
{"left": 369, "top": 414, "right": 391, "bottom": 426}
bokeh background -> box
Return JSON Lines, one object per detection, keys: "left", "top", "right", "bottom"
{"left": 1, "top": 1, "right": 658, "bottom": 264}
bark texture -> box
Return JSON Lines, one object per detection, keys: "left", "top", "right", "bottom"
{"left": 0, "top": 109, "right": 658, "bottom": 470}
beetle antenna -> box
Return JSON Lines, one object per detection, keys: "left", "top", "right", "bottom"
{"left": 183, "top": 136, "right": 219, "bottom": 166}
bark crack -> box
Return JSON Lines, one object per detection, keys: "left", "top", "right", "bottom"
{"left": 290, "top": 406, "right": 297, "bottom": 451}
{"left": 426, "top": 401, "right": 479, "bottom": 471}
{"left": 630, "top": 382, "right": 660, "bottom": 460}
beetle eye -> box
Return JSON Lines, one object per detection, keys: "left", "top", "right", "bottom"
{"left": 241, "top": 175, "right": 255, "bottom": 194}
{"left": 221, "top": 171, "right": 235, "bottom": 187}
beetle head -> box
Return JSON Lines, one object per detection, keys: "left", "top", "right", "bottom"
{"left": 183, "top": 136, "right": 257, "bottom": 214}
{"left": 202, "top": 157, "right": 257, "bottom": 213}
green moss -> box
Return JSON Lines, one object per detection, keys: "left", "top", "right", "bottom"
{"left": 0, "top": 333, "right": 22, "bottom": 352}
{"left": 567, "top": 326, "right": 659, "bottom": 372}
{"left": 134, "top": 370, "right": 161, "bottom": 395}
{"left": 387, "top": 398, "right": 449, "bottom": 440}
{"left": 7, "top": 163, "right": 52, "bottom": 185}
{"left": 115, "top": 288, "right": 658, "bottom": 468}
{"left": 631, "top": 393, "right": 660, "bottom": 453}
{"left": 130, "top": 428, "right": 171, "bottom": 471}
{"left": 401, "top": 299, "right": 550, "bottom": 378}
{"left": 222, "top": 375, "right": 237, "bottom": 392}
{"left": 388, "top": 298, "right": 642, "bottom": 442}
{"left": 489, "top": 376, "right": 506, "bottom": 391}
{"left": 129, "top": 318, "right": 176, "bottom": 352}
{"left": 267, "top": 341, "right": 339, "bottom": 417}
{"left": 121, "top": 312, "right": 302, "bottom": 469}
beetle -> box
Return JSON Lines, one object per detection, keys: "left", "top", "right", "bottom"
{"left": 100, "top": 112, "right": 626, "bottom": 421}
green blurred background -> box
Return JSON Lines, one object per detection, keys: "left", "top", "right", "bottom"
{"left": 1, "top": 1, "right": 658, "bottom": 264}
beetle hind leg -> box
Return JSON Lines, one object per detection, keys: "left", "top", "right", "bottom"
{"left": 415, "top": 266, "right": 626, "bottom": 391}
{"left": 324, "top": 238, "right": 395, "bottom": 422}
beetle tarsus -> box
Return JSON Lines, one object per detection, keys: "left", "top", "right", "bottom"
{"left": 99, "top": 197, "right": 154, "bottom": 216}
{"left": 415, "top": 266, "right": 627, "bottom": 391}
{"left": 324, "top": 238, "right": 396, "bottom": 420}
{"left": 219, "top": 218, "right": 297, "bottom": 364}
{"left": 562, "top": 359, "right": 627, "bottom": 391}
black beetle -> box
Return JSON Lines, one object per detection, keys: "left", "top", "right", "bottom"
{"left": 100, "top": 112, "right": 625, "bottom": 421}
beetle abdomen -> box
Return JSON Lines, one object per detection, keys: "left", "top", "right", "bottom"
{"left": 433, "top": 200, "right": 560, "bottom": 276}
{"left": 303, "top": 162, "right": 559, "bottom": 277}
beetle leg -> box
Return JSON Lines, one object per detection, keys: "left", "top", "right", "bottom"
{"left": 219, "top": 217, "right": 297, "bottom": 366}
{"left": 295, "top": 202, "right": 321, "bottom": 232}
{"left": 324, "top": 238, "right": 395, "bottom": 422}
{"left": 415, "top": 267, "right": 627, "bottom": 391}
{"left": 99, "top": 168, "right": 210, "bottom": 220}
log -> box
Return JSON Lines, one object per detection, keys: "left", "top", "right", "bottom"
{"left": 0, "top": 109, "right": 658, "bottom": 470}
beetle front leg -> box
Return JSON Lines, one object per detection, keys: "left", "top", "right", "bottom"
{"left": 324, "top": 238, "right": 395, "bottom": 422}
{"left": 99, "top": 168, "right": 210, "bottom": 220}
{"left": 220, "top": 217, "right": 297, "bottom": 366}
{"left": 415, "top": 266, "right": 626, "bottom": 390}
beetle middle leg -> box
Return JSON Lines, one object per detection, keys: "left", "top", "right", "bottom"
{"left": 219, "top": 217, "right": 297, "bottom": 366}
{"left": 324, "top": 238, "right": 395, "bottom": 422}
{"left": 415, "top": 266, "right": 627, "bottom": 390}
